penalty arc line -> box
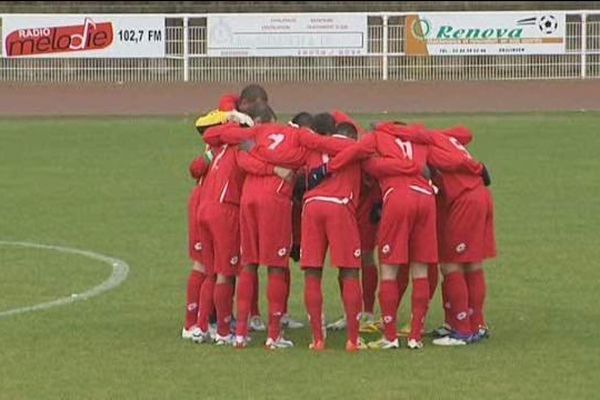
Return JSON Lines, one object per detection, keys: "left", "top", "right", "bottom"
{"left": 0, "top": 240, "right": 130, "bottom": 319}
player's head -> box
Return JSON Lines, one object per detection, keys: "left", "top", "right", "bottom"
{"left": 291, "top": 112, "right": 313, "bottom": 128}
{"left": 252, "top": 103, "right": 277, "bottom": 124}
{"left": 312, "top": 112, "right": 336, "bottom": 136}
{"left": 335, "top": 121, "right": 358, "bottom": 140}
{"left": 238, "top": 84, "right": 269, "bottom": 115}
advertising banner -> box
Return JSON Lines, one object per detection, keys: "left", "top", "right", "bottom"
{"left": 2, "top": 15, "right": 165, "bottom": 58}
{"left": 405, "top": 12, "right": 566, "bottom": 56}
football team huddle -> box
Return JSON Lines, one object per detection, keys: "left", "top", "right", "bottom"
{"left": 180, "top": 84, "right": 496, "bottom": 351}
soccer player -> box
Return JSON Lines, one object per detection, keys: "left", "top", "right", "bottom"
{"left": 181, "top": 151, "right": 212, "bottom": 340}
{"left": 203, "top": 106, "right": 349, "bottom": 349}
{"left": 327, "top": 122, "right": 479, "bottom": 349}
{"left": 389, "top": 126, "right": 495, "bottom": 345}
{"left": 192, "top": 121, "right": 292, "bottom": 345}
{"left": 191, "top": 84, "right": 270, "bottom": 335}
{"left": 323, "top": 112, "right": 382, "bottom": 334}
{"left": 301, "top": 120, "right": 364, "bottom": 351}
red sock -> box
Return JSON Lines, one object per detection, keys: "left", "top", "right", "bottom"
{"left": 443, "top": 272, "right": 471, "bottom": 335}
{"left": 267, "top": 271, "right": 287, "bottom": 340}
{"left": 379, "top": 279, "right": 399, "bottom": 341}
{"left": 410, "top": 277, "right": 430, "bottom": 342}
{"left": 235, "top": 270, "right": 254, "bottom": 338}
{"left": 304, "top": 275, "right": 323, "bottom": 342}
{"left": 342, "top": 277, "right": 362, "bottom": 345}
{"left": 397, "top": 267, "right": 410, "bottom": 309}
{"left": 250, "top": 272, "right": 260, "bottom": 317}
{"left": 465, "top": 269, "right": 487, "bottom": 331}
{"left": 197, "top": 275, "right": 215, "bottom": 332}
{"left": 428, "top": 264, "right": 439, "bottom": 300}
{"left": 361, "top": 265, "right": 378, "bottom": 314}
{"left": 184, "top": 270, "right": 205, "bottom": 329}
{"left": 283, "top": 268, "right": 291, "bottom": 315}
{"left": 214, "top": 281, "right": 234, "bottom": 337}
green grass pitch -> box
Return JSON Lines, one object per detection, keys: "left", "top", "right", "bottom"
{"left": 1, "top": 113, "right": 599, "bottom": 399}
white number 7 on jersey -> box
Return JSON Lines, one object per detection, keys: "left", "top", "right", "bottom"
{"left": 267, "top": 133, "right": 285, "bottom": 150}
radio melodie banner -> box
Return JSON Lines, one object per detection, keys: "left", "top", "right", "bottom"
{"left": 405, "top": 12, "right": 567, "bottom": 56}
{"left": 207, "top": 13, "right": 368, "bottom": 57}
{"left": 2, "top": 15, "right": 165, "bottom": 58}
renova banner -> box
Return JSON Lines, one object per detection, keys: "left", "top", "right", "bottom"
{"left": 207, "top": 14, "right": 368, "bottom": 57}
{"left": 2, "top": 15, "right": 165, "bottom": 58}
{"left": 405, "top": 12, "right": 566, "bottom": 56}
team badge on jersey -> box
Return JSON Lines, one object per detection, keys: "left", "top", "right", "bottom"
{"left": 456, "top": 243, "right": 467, "bottom": 253}
{"left": 194, "top": 242, "right": 203, "bottom": 251}
{"left": 278, "top": 247, "right": 288, "bottom": 257}
{"left": 230, "top": 256, "right": 239, "bottom": 265}
{"left": 353, "top": 249, "right": 362, "bottom": 258}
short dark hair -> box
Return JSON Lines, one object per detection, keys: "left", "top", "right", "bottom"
{"left": 291, "top": 112, "right": 313, "bottom": 128}
{"left": 335, "top": 122, "right": 358, "bottom": 140}
{"left": 312, "top": 112, "right": 336, "bottom": 136}
{"left": 240, "top": 84, "right": 268, "bottom": 103}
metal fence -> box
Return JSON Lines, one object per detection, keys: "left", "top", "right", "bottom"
{"left": 1, "top": 11, "right": 599, "bottom": 82}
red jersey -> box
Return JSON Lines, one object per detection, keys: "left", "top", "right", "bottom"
{"left": 303, "top": 135, "right": 361, "bottom": 210}
{"left": 204, "top": 122, "right": 350, "bottom": 198}
{"left": 384, "top": 125, "right": 484, "bottom": 203}
{"left": 329, "top": 129, "right": 426, "bottom": 196}
{"left": 200, "top": 125, "right": 274, "bottom": 205}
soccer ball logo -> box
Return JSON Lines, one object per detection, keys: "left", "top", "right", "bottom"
{"left": 538, "top": 15, "right": 558, "bottom": 34}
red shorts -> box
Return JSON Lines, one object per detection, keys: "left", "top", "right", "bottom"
{"left": 196, "top": 202, "right": 240, "bottom": 277}
{"left": 300, "top": 201, "right": 362, "bottom": 269}
{"left": 187, "top": 185, "right": 203, "bottom": 263}
{"left": 240, "top": 193, "right": 292, "bottom": 268}
{"left": 378, "top": 187, "right": 438, "bottom": 265}
{"left": 438, "top": 186, "right": 496, "bottom": 264}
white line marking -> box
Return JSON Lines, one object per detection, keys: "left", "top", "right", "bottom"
{"left": 0, "top": 240, "right": 129, "bottom": 319}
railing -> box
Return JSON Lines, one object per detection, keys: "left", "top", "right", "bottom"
{"left": 1, "top": 11, "right": 599, "bottom": 82}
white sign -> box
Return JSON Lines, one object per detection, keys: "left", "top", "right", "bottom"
{"left": 2, "top": 15, "right": 165, "bottom": 58}
{"left": 405, "top": 12, "right": 566, "bottom": 56}
{"left": 207, "top": 14, "right": 368, "bottom": 57}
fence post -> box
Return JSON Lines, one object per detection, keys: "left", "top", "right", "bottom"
{"left": 183, "top": 16, "right": 189, "bottom": 82}
{"left": 581, "top": 13, "right": 587, "bottom": 79}
{"left": 382, "top": 14, "right": 388, "bottom": 80}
